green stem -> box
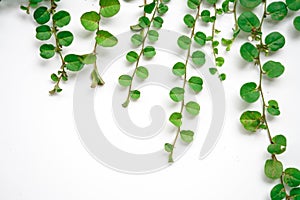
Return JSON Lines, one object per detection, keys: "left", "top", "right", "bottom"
{"left": 211, "top": 3, "right": 217, "bottom": 62}
{"left": 168, "top": 3, "right": 201, "bottom": 162}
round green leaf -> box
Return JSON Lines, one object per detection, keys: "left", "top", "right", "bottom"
{"left": 144, "top": 1, "right": 155, "bottom": 14}
{"left": 216, "top": 57, "right": 224, "bottom": 67}
{"left": 164, "top": 143, "right": 174, "bottom": 152}
{"left": 80, "top": 11, "right": 100, "bottom": 31}
{"left": 265, "top": 32, "right": 285, "bottom": 51}
{"left": 286, "top": 0, "right": 300, "bottom": 11}
{"left": 131, "top": 34, "right": 143, "bottom": 46}
{"left": 206, "top": 0, "right": 217, "bottom": 4}
{"left": 294, "top": 16, "right": 300, "bottom": 31}
{"left": 290, "top": 188, "right": 300, "bottom": 199}
{"left": 53, "top": 10, "right": 71, "bottom": 28}
{"left": 263, "top": 61, "right": 285, "bottom": 78}
{"left": 240, "top": 82, "right": 260, "bottom": 103}
{"left": 267, "top": 2, "right": 288, "bottom": 21}
{"left": 64, "top": 54, "right": 84, "bottom": 71}
{"left": 33, "top": 6, "right": 50, "bottom": 24}
{"left": 188, "top": 76, "right": 203, "bottom": 93}
{"left": 153, "top": 16, "right": 164, "bottom": 28}
{"left": 201, "top": 10, "right": 211, "bottom": 23}
{"left": 191, "top": 51, "right": 206, "bottom": 66}
{"left": 268, "top": 135, "right": 286, "bottom": 154}
{"left": 158, "top": 3, "right": 168, "bottom": 15}
{"left": 238, "top": 11, "right": 260, "bottom": 32}
{"left": 284, "top": 168, "right": 300, "bottom": 187}
{"left": 79, "top": 54, "right": 97, "bottom": 64}
{"left": 100, "top": 0, "right": 120, "bottom": 17}
{"left": 177, "top": 35, "right": 191, "bottom": 50}
{"left": 169, "top": 112, "right": 182, "bottom": 127}
{"left": 39, "top": 44, "right": 55, "bottom": 59}
{"left": 194, "top": 31, "right": 206, "bottom": 46}
{"left": 139, "top": 16, "right": 151, "bottom": 28}
{"left": 187, "top": 0, "right": 200, "bottom": 9}
{"left": 136, "top": 66, "right": 149, "bottom": 80}
{"left": 240, "top": 42, "right": 259, "bottom": 62}
{"left": 169, "top": 87, "right": 185, "bottom": 102}
{"left": 186, "top": 101, "right": 200, "bottom": 116}
{"left": 96, "top": 30, "right": 118, "bottom": 47}
{"left": 57, "top": 31, "right": 74, "bottom": 47}
{"left": 240, "top": 0, "right": 262, "bottom": 9}
{"left": 270, "top": 184, "right": 286, "bottom": 200}
{"left": 130, "top": 90, "right": 141, "bottom": 100}
{"left": 143, "top": 46, "right": 156, "bottom": 58}
{"left": 118, "top": 75, "right": 132, "bottom": 87}
{"left": 36, "top": 25, "right": 52, "bottom": 40}
{"left": 240, "top": 111, "right": 262, "bottom": 132}
{"left": 180, "top": 130, "right": 194, "bottom": 143}
{"left": 267, "top": 100, "right": 281, "bottom": 116}
{"left": 184, "top": 14, "right": 195, "bottom": 28}
{"left": 265, "top": 159, "right": 283, "bottom": 179}
{"left": 126, "top": 51, "right": 139, "bottom": 63}
{"left": 148, "top": 30, "right": 159, "bottom": 42}
{"left": 172, "top": 62, "right": 186, "bottom": 76}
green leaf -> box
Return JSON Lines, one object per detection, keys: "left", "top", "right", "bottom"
{"left": 206, "top": 0, "right": 217, "bottom": 4}
{"left": 169, "top": 112, "right": 182, "bottom": 127}
{"left": 192, "top": 51, "right": 206, "bottom": 66}
{"left": 270, "top": 184, "right": 286, "bottom": 200}
{"left": 79, "top": 54, "right": 97, "bottom": 64}
{"left": 185, "top": 101, "right": 200, "bottom": 116}
{"left": 118, "top": 75, "right": 132, "bottom": 87}
{"left": 219, "top": 73, "right": 226, "bottom": 81}
{"left": 267, "top": 100, "right": 281, "bottom": 116}
{"left": 290, "top": 187, "right": 300, "bottom": 199}
{"left": 57, "top": 31, "right": 74, "bottom": 47}
{"left": 267, "top": 2, "right": 288, "bottom": 21}
{"left": 177, "top": 35, "right": 191, "bottom": 50}
{"left": 80, "top": 11, "right": 100, "bottom": 31}
{"left": 294, "top": 16, "right": 300, "bottom": 31}
{"left": 36, "top": 25, "right": 52, "bottom": 41}
{"left": 240, "top": 111, "right": 262, "bottom": 132}
{"left": 265, "top": 32, "right": 285, "bottom": 51}
{"left": 240, "top": 0, "right": 262, "bottom": 9}
{"left": 238, "top": 11, "right": 260, "bottom": 32}
{"left": 130, "top": 24, "right": 143, "bottom": 32}
{"left": 188, "top": 76, "right": 203, "bottom": 93}
{"left": 39, "top": 44, "right": 55, "bottom": 59}
{"left": 240, "top": 42, "right": 259, "bottom": 62}
{"left": 180, "top": 130, "right": 194, "bottom": 143}
{"left": 148, "top": 30, "right": 159, "bottom": 42}
{"left": 216, "top": 57, "right": 224, "bottom": 67}
{"left": 169, "top": 87, "right": 185, "bottom": 102}
{"left": 164, "top": 143, "right": 174, "bottom": 152}
{"left": 194, "top": 32, "right": 206, "bottom": 46}
{"left": 130, "top": 90, "right": 141, "bottom": 100}
{"left": 33, "top": 6, "right": 50, "bottom": 24}
{"left": 201, "top": 10, "right": 211, "bottom": 23}
{"left": 136, "top": 66, "right": 149, "bottom": 80}
{"left": 100, "top": 0, "right": 120, "bottom": 17}
{"left": 153, "top": 16, "right": 164, "bottom": 28}
{"left": 284, "top": 168, "right": 300, "bottom": 187}
{"left": 126, "top": 51, "right": 139, "bottom": 63}
{"left": 187, "top": 0, "right": 200, "bottom": 9}
{"left": 53, "top": 10, "right": 71, "bottom": 28}
{"left": 268, "top": 135, "right": 286, "bottom": 155}
{"left": 263, "top": 61, "right": 285, "bottom": 78}
{"left": 265, "top": 159, "right": 283, "bottom": 179}
{"left": 172, "top": 62, "right": 186, "bottom": 76}
{"left": 144, "top": 1, "right": 156, "bottom": 14}
{"left": 158, "top": 3, "right": 168, "bottom": 15}
{"left": 131, "top": 34, "right": 143, "bottom": 46}
{"left": 139, "top": 16, "right": 151, "bottom": 28}
{"left": 209, "top": 68, "right": 218, "bottom": 75}
{"left": 184, "top": 14, "right": 195, "bottom": 28}
{"left": 64, "top": 54, "right": 84, "bottom": 71}
{"left": 286, "top": 0, "right": 300, "bottom": 11}
{"left": 240, "top": 82, "right": 260, "bottom": 103}
{"left": 51, "top": 73, "right": 59, "bottom": 82}
{"left": 96, "top": 30, "right": 118, "bottom": 47}
{"left": 143, "top": 46, "right": 156, "bottom": 58}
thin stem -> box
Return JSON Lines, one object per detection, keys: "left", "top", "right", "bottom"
{"left": 211, "top": 3, "right": 217, "bottom": 61}
{"left": 168, "top": 3, "right": 201, "bottom": 162}
{"left": 122, "top": 1, "right": 158, "bottom": 107}
{"left": 233, "top": 0, "right": 238, "bottom": 31}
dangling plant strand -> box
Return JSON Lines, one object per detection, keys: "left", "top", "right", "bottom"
{"left": 118, "top": 0, "right": 169, "bottom": 107}
{"left": 20, "top": 0, "right": 43, "bottom": 14}
{"left": 238, "top": 0, "right": 300, "bottom": 198}
{"left": 165, "top": 0, "right": 204, "bottom": 163}
{"left": 80, "top": 0, "right": 120, "bottom": 88}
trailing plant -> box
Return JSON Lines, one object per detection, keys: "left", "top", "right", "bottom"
{"left": 80, "top": 0, "right": 120, "bottom": 88}
{"left": 20, "top": 0, "right": 43, "bottom": 14}
{"left": 164, "top": 0, "right": 204, "bottom": 162}
{"left": 238, "top": 0, "right": 300, "bottom": 198}
{"left": 118, "top": 0, "right": 170, "bottom": 107}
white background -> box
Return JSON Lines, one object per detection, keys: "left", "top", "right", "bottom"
{"left": 1, "top": 0, "right": 300, "bottom": 199}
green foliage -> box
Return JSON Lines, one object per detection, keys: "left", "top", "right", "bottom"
{"left": 99, "top": 0, "right": 120, "bottom": 17}
{"left": 188, "top": 76, "right": 203, "bottom": 93}
{"left": 240, "top": 42, "right": 259, "bottom": 62}
{"left": 262, "top": 61, "right": 285, "bottom": 78}
{"left": 286, "top": 0, "right": 300, "bottom": 11}
{"left": 144, "top": 1, "right": 156, "bottom": 14}
{"left": 294, "top": 16, "right": 300, "bottom": 31}
{"left": 240, "top": 82, "right": 260, "bottom": 103}
{"left": 240, "top": 111, "right": 262, "bottom": 132}
{"left": 270, "top": 184, "right": 286, "bottom": 200}
{"left": 148, "top": 30, "right": 159, "bottom": 42}
{"left": 177, "top": 35, "right": 192, "bottom": 50}
{"left": 172, "top": 62, "right": 186, "bottom": 76}
{"left": 36, "top": 25, "right": 52, "bottom": 40}
{"left": 191, "top": 51, "right": 206, "bottom": 66}
{"left": 153, "top": 16, "right": 164, "bottom": 28}
{"left": 169, "top": 87, "right": 185, "bottom": 102}
{"left": 187, "top": 0, "right": 200, "bottom": 9}
{"left": 126, "top": 51, "right": 139, "bottom": 63}
{"left": 53, "top": 10, "right": 71, "bottom": 28}
{"left": 80, "top": 11, "right": 100, "bottom": 31}
{"left": 131, "top": 34, "right": 143, "bottom": 46}
{"left": 185, "top": 101, "right": 200, "bottom": 116}
{"left": 169, "top": 112, "right": 182, "bottom": 127}
{"left": 267, "top": 100, "right": 281, "bottom": 116}
{"left": 118, "top": 75, "right": 132, "bottom": 87}
{"left": 268, "top": 135, "right": 287, "bottom": 154}
{"left": 33, "top": 6, "right": 50, "bottom": 24}
{"left": 136, "top": 66, "right": 149, "bottom": 80}
{"left": 284, "top": 168, "right": 300, "bottom": 187}
{"left": 57, "top": 31, "right": 74, "bottom": 46}
{"left": 130, "top": 90, "right": 141, "bottom": 100}
{"left": 39, "top": 44, "right": 55, "bottom": 59}
{"left": 238, "top": 11, "right": 260, "bottom": 32}
{"left": 96, "top": 30, "right": 118, "bottom": 47}
{"left": 194, "top": 32, "right": 207, "bottom": 46}
{"left": 267, "top": 2, "right": 288, "bottom": 21}
{"left": 180, "top": 130, "right": 194, "bottom": 143}
{"left": 265, "top": 159, "right": 283, "bottom": 179}
{"left": 290, "top": 188, "right": 300, "bottom": 199}
{"left": 64, "top": 54, "right": 84, "bottom": 71}
{"left": 240, "top": 0, "right": 262, "bottom": 8}
{"left": 143, "top": 46, "right": 156, "bottom": 58}
{"left": 184, "top": 14, "right": 195, "bottom": 28}
{"left": 265, "top": 32, "right": 285, "bottom": 51}
{"left": 164, "top": 143, "right": 174, "bottom": 152}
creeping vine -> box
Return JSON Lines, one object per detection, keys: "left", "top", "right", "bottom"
{"left": 118, "top": 0, "right": 169, "bottom": 107}
{"left": 238, "top": 0, "right": 300, "bottom": 198}
{"left": 165, "top": 0, "right": 204, "bottom": 162}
